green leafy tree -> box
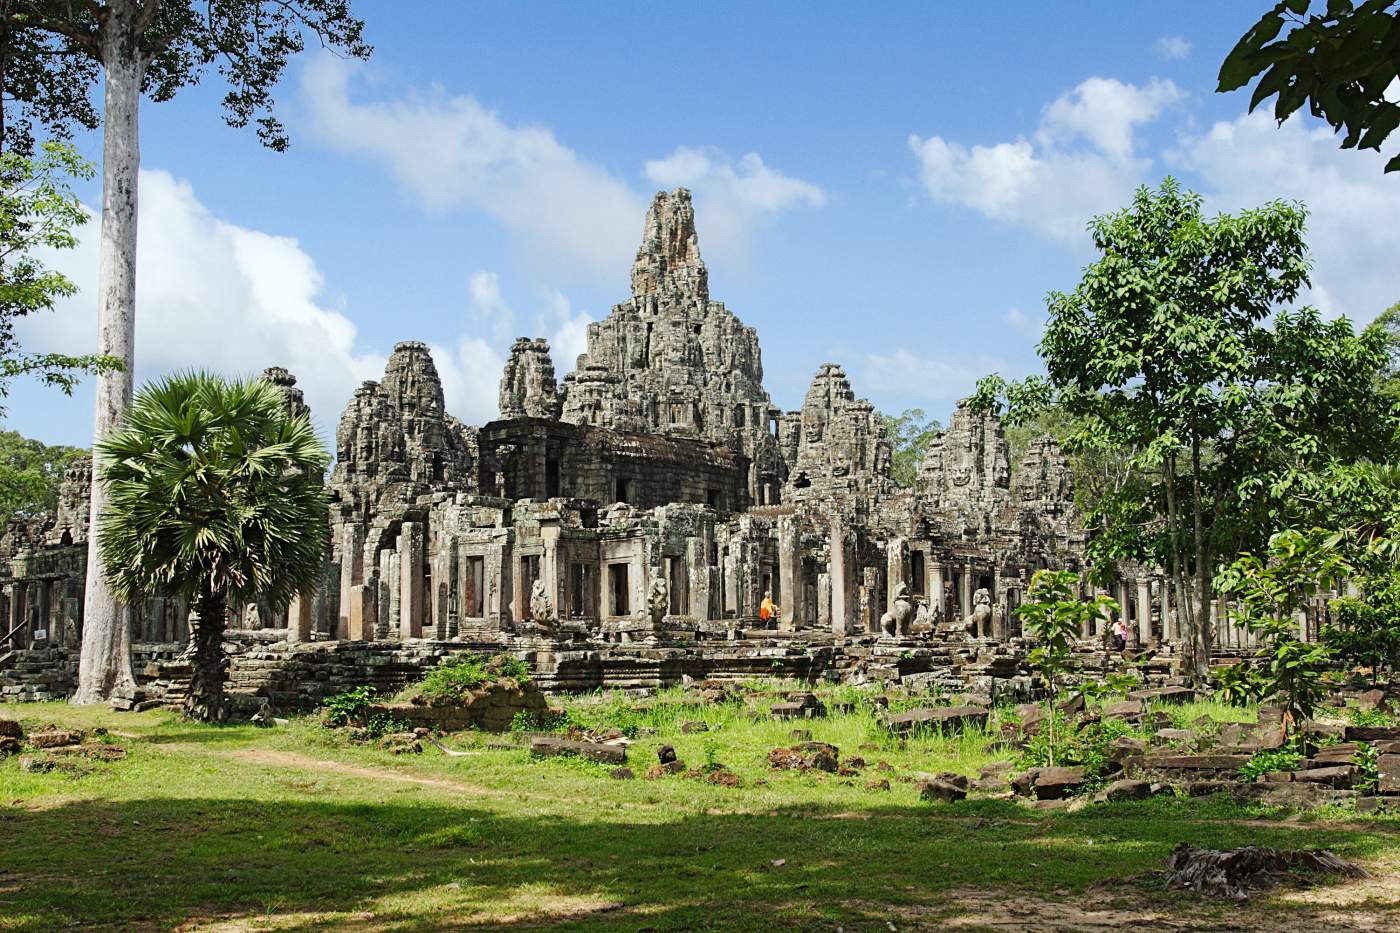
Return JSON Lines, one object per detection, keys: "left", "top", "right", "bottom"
{"left": 96, "top": 372, "right": 330, "bottom": 721}
{"left": 1015, "top": 569, "right": 1117, "bottom": 766}
{"left": 0, "top": 428, "right": 84, "bottom": 523}
{"left": 1, "top": 1, "right": 370, "bottom": 704}
{"left": 973, "top": 179, "right": 1397, "bottom": 681}
{"left": 1325, "top": 545, "right": 1400, "bottom": 687}
{"left": 1219, "top": 1, "right": 1400, "bottom": 173}
{"left": 1369, "top": 301, "right": 1400, "bottom": 399}
{"left": 1215, "top": 528, "right": 1348, "bottom": 734}
{"left": 0, "top": 141, "right": 115, "bottom": 412}
{"left": 882, "top": 408, "right": 941, "bottom": 487}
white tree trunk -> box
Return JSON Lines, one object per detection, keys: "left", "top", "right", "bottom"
{"left": 73, "top": 3, "right": 145, "bottom": 705}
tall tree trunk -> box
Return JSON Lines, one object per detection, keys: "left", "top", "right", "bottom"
{"left": 1163, "top": 452, "right": 1196, "bottom": 677}
{"left": 1190, "top": 434, "right": 1211, "bottom": 681}
{"left": 184, "top": 583, "right": 228, "bottom": 722}
{"left": 73, "top": 2, "right": 145, "bottom": 705}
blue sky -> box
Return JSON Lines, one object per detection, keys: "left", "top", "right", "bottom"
{"left": 10, "top": 1, "right": 1400, "bottom": 447}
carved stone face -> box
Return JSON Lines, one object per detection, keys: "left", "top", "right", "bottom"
{"left": 973, "top": 587, "right": 991, "bottom": 607}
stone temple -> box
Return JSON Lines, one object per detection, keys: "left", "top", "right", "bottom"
{"left": 2, "top": 189, "right": 1237, "bottom": 707}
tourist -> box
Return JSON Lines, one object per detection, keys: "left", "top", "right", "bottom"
{"left": 1113, "top": 615, "right": 1128, "bottom": 651}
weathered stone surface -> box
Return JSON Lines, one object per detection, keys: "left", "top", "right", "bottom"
{"left": 499, "top": 338, "right": 562, "bottom": 421}
{"left": 918, "top": 778, "right": 967, "bottom": 802}
{"left": 1104, "top": 699, "right": 1145, "bottom": 719}
{"left": 0, "top": 719, "right": 22, "bottom": 739}
{"left": 1034, "top": 766, "right": 1086, "bottom": 800}
{"left": 1143, "top": 753, "right": 1251, "bottom": 771}
{"left": 886, "top": 705, "right": 988, "bottom": 735}
{"left": 1293, "top": 765, "right": 1358, "bottom": 788}
{"left": 27, "top": 729, "right": 82, "bottom": 749}
{"left": 1094, "top": 779, "right": 1152, "bottom": 802}
{"left": 1378, "top": 754, "right": 1400, "bottom": 794}
{"left": 1345, "top": 725, "right": 1400, "bottom": 743}
{"left": 530, "top": 737, "right": 626, "bottom": 765}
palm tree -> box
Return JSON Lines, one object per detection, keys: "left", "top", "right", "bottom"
{"left": 95, "top": 372, "right": 329, "bottom": 721}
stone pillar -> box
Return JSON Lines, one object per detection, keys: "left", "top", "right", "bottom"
{"left": 337, "top": 525, "right": 363, "bottom": 640}
{"left": 861, "top": 566, "right": 880, "bottom": 634}
{"left": 829, "top": 519, "right": 856, "bottom": 635}
{"left": 960, "top": 564, "right": 973, "bottom": 621}
{"left": 35, "top": 580, "right": 50, "bottom": 641}
{"left": 777, "top": 515, "right": 801, "bottom": 632}
{"left": 886, "top": 537, "right": 907, "bottom": 609}
{"left": 817, "top": 572, "right": 831, "bottom": 630}
{"left": 928, "top": 560, "right": 945, "bottom": 622}
{"left": 287, "top": 592, "right": 314, "bottom": 642}
{"left": 348, "top": 582, "right": 370, "bottom": 640}
{"left": 1094, "top": 588, "right": 1109, "bottom": 638}
{"left": 1136, "top": 578, "right": 1152, "bottom": 647}
{"left": 688, "top": 529, "right": 711, "bottom": 624}
{"left": 398, "top": 522, "right": 423, "bottom": 639}
{"left": 380, "top": 550, "right": 398, "bottom": 640}
{"left": 10, "top": 581, "right": 26, "bottom": 639}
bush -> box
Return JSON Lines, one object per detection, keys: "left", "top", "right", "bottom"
{"left": 1017, "top": 716, "right": 1138, "bottom": 781}
{"left": 1238, "top": 747, "right": 1303, "bottom": 783}
{"left": 418, "top": 653, "right": 532, "bottom": 705}
{"left": 323, "top": 685, "right": 375, "bottom": 726}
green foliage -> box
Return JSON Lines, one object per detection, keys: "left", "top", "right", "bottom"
{"left": 1354, "top": 743, "right": 1381, "bottom": 793}
{"left": 1015, "top": 569, "right": 1117, "bottom": 766}
{"left": 1212, "top": 663, "right": 1265, "bottom": 708}
{"left": 882, "top": 408, "right": 941, "bottom": 487}
{"left": 10, "top": 2, "right": 372, "bottom": 153}
{"left": 973, "top": 179, "right": 1399, "bottom": 678}
{"left": 0, "top": 142, "right": 120, "bottom": 413}
{"left": 1216, "top": 528, "right": 1348, "bottom": 732}
{"left": 1017, "top": 716, "right": 1137, "bottom": 785}
{"left": 1347, "top": 705, "right": 1400, "bottom": 728}
{"left": 1218, "top": 1, "right": 1400, "bottom": 173}
{"left": 96, "top": 371, "right": 331, "bottom": 612}
{"left": 0, "top": 430, "right": 85, "bottom": 524}
{"left": 1238, "top": 747, "right": 1304, "bottom": 783}
{"left": 509, "top": 708, "right": 573, "bottom": 733}
{"left": 1074, "top": 670, "right": 1141, "bottom": 703}
{"left": 322, "top": 685, "right": 375, "bottom": 727}
{"left": 1323, "top": 543, "right": 1400, "bottom": 686}
{"left": 417, "top": 653, "right": 532, "bottom": 706}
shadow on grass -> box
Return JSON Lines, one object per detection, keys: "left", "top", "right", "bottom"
{"left": 2, "top": 793, "right": 1397, "bottom": 931}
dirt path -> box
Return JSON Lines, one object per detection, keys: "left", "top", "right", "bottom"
{"left": 227, "top": 748, "right": 498, "bottom": 797}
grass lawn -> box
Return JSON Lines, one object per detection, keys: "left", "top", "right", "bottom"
{"left": 2, "top": 687, "right": 1400, "bottom": 931}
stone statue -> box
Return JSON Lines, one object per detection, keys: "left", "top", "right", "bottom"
{"left": 529, "top": 579, "right": 552, "bottom": 623}
{"left": 880, "top": 582, "right": 914, "bottom": 636}
{"left": 648, "top": 570, "right": 669, "bottom": 625}
{"left": 965, "top": 587, "right": 993, "bottom": 638}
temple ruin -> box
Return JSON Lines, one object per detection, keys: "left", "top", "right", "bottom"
{"left": 1, "top": 188, "right": 1280, "bottom": 706}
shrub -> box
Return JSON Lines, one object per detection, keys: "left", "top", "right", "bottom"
{"left": 1353, "top": 743, "right": 1381, "bottom": 793}
{"left": 1017, "top": 715, "right": 1138, "bottom": 782}
{"left": 1238, "top": 747, "right": 1304, "bottom": 783}
{"left": 418, "top": 653, "right": 532, "bottom": 705}
{"left": 323, "top": 685, "right": 375, "bottom": 726}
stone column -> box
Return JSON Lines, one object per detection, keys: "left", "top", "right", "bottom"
{"left": 928, "top": 560, "right": 945, "bottom": 621}
{"left": 35, "top": 580, "right": 50, "bottom": 641}
{"left": 337, "top": 525, "right": 363, "bottom": 640}
{"left": 398, "top": 522, "right": 423, "bottom": 640}
{"left": 378, "top": 550, "right": 397, "bottom": 640}
{"left": 777, "top": 515, "right": 801, "bottom": 632}
{"left": 816, "top": 572, "right": 831, "bottom": 630}
{"left": 287, "top": 592, "right": 313, "bottom": 642}
{"left": 829, "top": 519, "right": 856, "bottom": 635}
{"left": 10, "top": 581, "right": 26, "bottom": 639}
{"left": 1094, "top": 588, "right": 1109, "bottom": 638}
{"left": 1136, "top": 578, "right": 1152, "bottom": 648}
{"left": 886, "top": 537, "right": 907, "bottom": 609}
{"left": 960, "top": 564, "right": 973, "bottom": 621}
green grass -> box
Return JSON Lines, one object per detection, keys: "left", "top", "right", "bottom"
{"left": 1, "top": 689, "right": 1398, "bottom": 931}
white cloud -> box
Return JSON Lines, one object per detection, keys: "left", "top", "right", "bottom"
{"left": 18, "top": 170, "right": 386, "bottom": 437}
{"left": 301, "top": 57, "right": 824, "bottom": 280}
{"left": 302, "top": 55, "right": 643, "bottom": 281}
{"left": 909, "top": 77, "right": 1180, "bottom": 245}
{"left": 1170, "top": 109, "right": 1400, "bottom": 321}
{"left": 469, "top": 271, "right": 514, "bottom": 343}
{"left": 433, "top": 337, "right": 505, "bottom": 426}
{"left": 858, "top": 348, "right": 1012, "bottom": 404}
{"left": 1155, "top": 35, "right": 1192, "bottom": 61}
{"left": 537, "top": 288, "right": 593, "bottom": 371}
{"left": 1004, "top": 306, "right": 1044, "bottom": 338}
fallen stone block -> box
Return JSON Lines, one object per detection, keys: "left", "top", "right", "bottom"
{"left": 918, "top": 778, "right": 967, "bottom": 802}
{"left": 1104, "top": 699, "right": 1145, "bottom": 720}
{"left": 0, "top": 719, "right": 22, "bottom": 739}
{"left": 1292, "top": 765, "right": 1358, "bottom": 788}
{"left": 886, "top": 705, "right": 988, "bottom": 736}
{"left": 27, "top": 729, "right": 83, "bottom": 749}
{"left": 529, "top": 737, "right": 626, "bottom": 765}
{"left": 1094, "top": 779, "right": 1152, "bottom": 802}
{"left": 1143, "top": 753, "right": 1251, "bottom": 771}
{"left": 1377, "top": 754, "right": 1400, "bottom": 794}
{"left": 1345, "top": 725, "right": 1400, "bottom": 743}
{"left": 1034, "top": 766, "right": 1086, "bottom": 800}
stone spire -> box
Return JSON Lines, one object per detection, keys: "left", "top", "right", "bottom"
{"left": 499, "top": 338, "right": 562, "bottom": 420}
{"left": 262, "top": 366, "right": 309, "bottom": 421}
{"left": 630, "top": 188, "right": 708, "bottom": 301}
{"left": 559, "top": 187, "right": 782, "bottom": 504}
{"left": 917, "top": 400, "right": 1010, "bottom": 520}
{"left": 784, "top": 363, "right": 898, "bottom": 518}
